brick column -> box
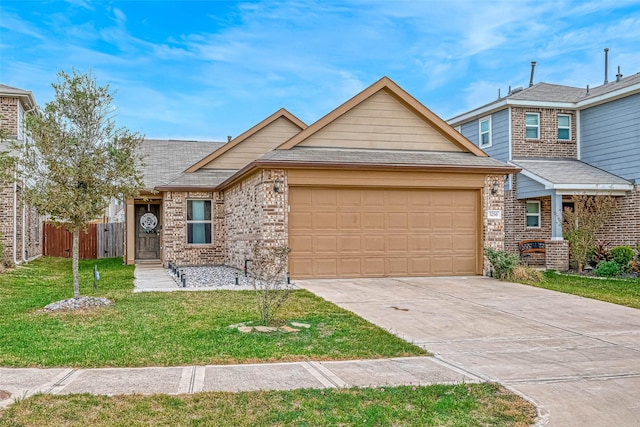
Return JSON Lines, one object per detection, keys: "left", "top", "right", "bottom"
{"left": 545, "top": 239, "right": 569, "bottom": 271}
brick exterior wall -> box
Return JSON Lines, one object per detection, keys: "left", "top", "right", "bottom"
{"left": 545, "top": 239, "right": 569, "bottom": 271}
{"left": 595, "top": 185, "right": 640, "bottom": 247}
{"left": 483, "top": 174, "right": 507, "bottom": 274}
{"left": 0, "top": 95, "right": 43, "bottom": 264}
{"left": 511, "top": 107, "right": 577, "bottom": 158}
{"left": 162, "top": 191, "right": 225, "bottom": 266}
{"left": 0, "top": 97, "right": 19, "bottom": 137}
{"left": 224, "top": 169, "right": 287, "bottom": 270}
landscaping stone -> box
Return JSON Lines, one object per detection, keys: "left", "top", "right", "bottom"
{"left": 237, "top": 326, "right": 253, "bottom": 333}
{"left": 41, "top": 297, "right": 112, "bottom": 312}
{"left": 254, "top": 326, "right": 278, "bottom": 333}
{"left": 279, "top": 326, "right": 299, "bottom": 333}
{"left": 291, "top": 322, "right": 311, "bottom": 329}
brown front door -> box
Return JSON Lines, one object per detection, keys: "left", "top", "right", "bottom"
{"left": 135, "top": 204, "right": 160, "bottom": 260}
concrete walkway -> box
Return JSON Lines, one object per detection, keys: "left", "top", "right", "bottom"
{"left": 133, "top": 262, "right": 181, "bottom": 292}
{"left": 0, "top": 357, "right": 479, "bottom": 409}
{"left": 296, "top": 276, "right": 640, "bottom": 427}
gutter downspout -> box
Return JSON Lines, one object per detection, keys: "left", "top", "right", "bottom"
{"left": 13, "top": 173, "right": 17, "bottom": 265}
{"left": 22, "top": 192, "right": 26, "bottom": 262}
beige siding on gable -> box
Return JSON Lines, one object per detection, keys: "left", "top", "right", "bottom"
{"left": 297, "top": 90, "right": 464, "bottom": 152}
{"left": 202, "top": 117, "right": 302, "bottom": 169}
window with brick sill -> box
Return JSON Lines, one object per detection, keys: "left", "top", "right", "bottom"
{"left": 187, "top": 200, "right": 212, "bottom": 244}
{"left": 558, "top": 114, "right": 571, "bottom": 140}
{"left": 525, "top": 113, "right": 540, "bottom": 139}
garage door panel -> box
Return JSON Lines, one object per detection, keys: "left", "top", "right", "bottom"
{"left": 410, "top": 258, "right": 431, "bottom": 275}
{"left": 453, "top": 234, "right": 476, "bottom": 251}
{"left": 290, "top": 235, "right": 313, "bottom": 253}
{"left": 453, "top": 256, "right": 476, "bottom": 274}
{"left": 363, "top": 235, "right": 385, "bottom": 253}
{"left": 339, "top": 258, "right": 361, "bottom": 275}
{"left": 409, "top": 235, "right": 431, "bottom": 252}
{"left": 386, "top": 257, "right": 408, "bottom": 276}
{"left": 432, "top": 213, "right": 453, "bottom": 229}
{"left": 289, "top": 187, "right": 479, "bottom": 278}
{"left": 386, "top": 212, "right": 408, "bottom": 230}
{"left": 315, "top": 258, "right": 338, "bottom": 277}
{"left": 339, "top": 212, "right": 361, "bottom": 230}
{"left": 315, "top": 235, "right": 337, "bottom": 252}
{"left": 408, "top": 212, "right": 430, "bottom": 229}
{"left": 363, "top": 258, "right": 385, "bottom": 275}
{"left": 315, "top": 212, "right": 337, "bottom": 229}
{"left": 363, "top": 212, "right": 384, "bottom": 230}
{"left": 386, "top": 235, "right": 408, "bottom": 252}
{"left": 431, "top": 235, "right": 453, "bottom": 251}
{"left": 339, "top": 235, "right": 361, "bottom": 252}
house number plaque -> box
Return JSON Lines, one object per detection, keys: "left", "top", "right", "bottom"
{"left": 140, "top": 212, "right": 158, "bottom": 231}
{"left": 487, "top": 210, "right": 502, "bottom": 220}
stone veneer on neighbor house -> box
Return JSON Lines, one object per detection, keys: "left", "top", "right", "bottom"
{"left": 511, "top": 107, "right": 577, "bottom": 159}
{"left": 224, "top": 169, "right": 288, "bottom": 271}
{"left": 162, "top": 191, "right": 225, "bottom": 266}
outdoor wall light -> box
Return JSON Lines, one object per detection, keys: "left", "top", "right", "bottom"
{"left": 491, "top": 181, "right": 499, "bottom": 195}
{"left": 274, "top": 178, "right": 283, "bottom": 193}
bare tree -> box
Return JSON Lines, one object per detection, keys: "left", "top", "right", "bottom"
{"left": 563, "top": 194, "right": 617, "bottom": 272}
{"left": 13, "top": 69, "right": 144, "bottom": 298}
{"left": 249, "top": 243, "right": 292, "bottom": 325}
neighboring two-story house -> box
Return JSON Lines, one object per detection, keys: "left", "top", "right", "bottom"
{"left": 448, "top": 71, "right": 640, "bottom": 270}
{"left": 0, "top": 84, "right": 43, "bottom": 265}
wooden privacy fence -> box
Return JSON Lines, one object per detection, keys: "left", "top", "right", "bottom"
{"left": 43, "top": 222, "right": 124, "bottom": 259}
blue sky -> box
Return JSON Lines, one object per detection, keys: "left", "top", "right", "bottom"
{"left": 1, "top": 1, "right": 640, "bottom": 141}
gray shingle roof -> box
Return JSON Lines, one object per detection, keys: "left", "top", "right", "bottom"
{"left": 508, "top": 83, "right": 586, "bottom": 102}
{"left": 140, "top": 139, "right": 226, "bottom": 189}
{"left": 512, "top": 158, "right": 632, "bottom": 186}
{"left": 258, "top": 147, "right": 514, "bottom": 169}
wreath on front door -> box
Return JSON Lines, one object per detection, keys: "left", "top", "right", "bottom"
{"left": 140, "top": 212, "right": 158, "bottom": 232}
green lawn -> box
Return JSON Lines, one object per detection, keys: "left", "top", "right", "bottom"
{"left": 0, "top": 257, "right": 425, "bottom": 368}
{"left": 519, "top": 270, "right": 640, "bottom": 309}
{"left": 0, "top": 383, "right": 536, "bottom": 427}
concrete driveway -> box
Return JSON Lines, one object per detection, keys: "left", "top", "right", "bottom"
{"left": 297, "top": 276, "right": 640, "bottom": 427}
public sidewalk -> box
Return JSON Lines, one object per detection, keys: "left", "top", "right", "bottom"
{"left": 0, "top": 356, "right": 480, "bottom": 408}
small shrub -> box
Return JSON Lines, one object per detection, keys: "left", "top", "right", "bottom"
{"left": 611, "top": 246, "right": 634, "bottom": 271}
{"left": 511, "top": 265, "right": 543, "bottom": 282}
{"left": 588, "top": 240, "right": 611, "bottom": 267}
{"left": 484, "top": 248, "right": 520, "bottom": 280}
{"left": 593, "top": 260, "right": 621, "bottom": 277}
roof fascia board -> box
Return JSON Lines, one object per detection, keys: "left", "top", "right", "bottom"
{"left": 0, "top": 89, "right": 37, "bottom": 111}
{"left": 575, "top": 82, "right": 640, "bottom": 109}
{"left": 277, "top": 76, "right": 487, "bottom": 157}
{"left": 185, "top": 108, "right": 306, "bottom": 172}
{"left": 215, "top": 160, "right": 520, "bottom": 191}
{"left": 517, "top": 167, "right": 633, "bottom": 192}
{"left": 447, "top": 100, "right": 508, "bottom": 125}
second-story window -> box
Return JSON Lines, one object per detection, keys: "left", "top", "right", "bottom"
{"left": 525, "top": 113, "right": 539, "bottom": 139}
{"left": 558, "top": 114, "right": 571, "bottom": 140}
{"left": 479, "top": 117, "right": 491, "bottom": 148}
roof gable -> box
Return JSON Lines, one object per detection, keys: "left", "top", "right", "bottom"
{"left": 187, "top": 108, "right": 306, "bottom": 172}
{"left": 277, "top": 77, "right": 486, "bottom": 156}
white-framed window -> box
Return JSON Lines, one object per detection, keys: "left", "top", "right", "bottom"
{"left": 558, "top": 114, "right": 571, "bottom": 140}
{"left": 525, "top": 112, "right": 540, "bottom": 139}
{"left": 526, "top": 201, "right": 541, "bottom": 228}
{"left": 479, "top": 116, "right": 491, "bottom": 148}
{"left": 187, "top": 200, "right": 212, "bottom": 244}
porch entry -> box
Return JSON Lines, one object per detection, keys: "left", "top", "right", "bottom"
{"left": 135, "top": 203, "right": 160, "bottom": 260}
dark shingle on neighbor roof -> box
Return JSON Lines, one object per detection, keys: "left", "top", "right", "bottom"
{"left": 511, "top": 158, "right": 632, "bottom": 186}
{"left": 258, "top": 147, "right": 513, "bottom": 169}
{"left": 140, "top": 139, "right": 226, "bottom": 189}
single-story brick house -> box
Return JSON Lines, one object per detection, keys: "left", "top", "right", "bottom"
{"left": 125, "top": 77, "right": 519, "bottom": 278}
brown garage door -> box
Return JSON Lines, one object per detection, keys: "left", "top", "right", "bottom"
{"left": 289, "top": 187, "right": 479, "bottom": 278}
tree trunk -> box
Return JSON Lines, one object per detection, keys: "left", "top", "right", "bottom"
{"left": 72, "top": 228, "right": 80, "bottom": 299}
